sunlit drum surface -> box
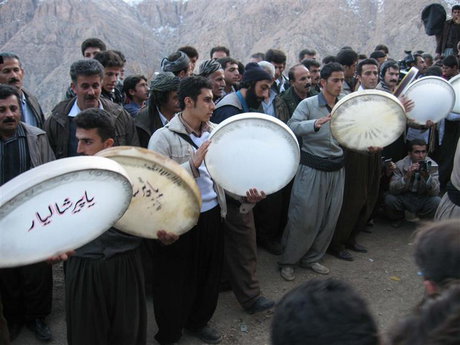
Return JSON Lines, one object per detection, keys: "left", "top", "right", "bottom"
{"left": 331, "top": 90, "right": 406, "bottom": 151}
{"left": 205, "top": 113, "right": 300, "bottom": 196}
{"left": 97, "top": 146, "right": 202, "bottom": 239}
{"left": 403, "top": 76, "right": 455, "bottom": 124}
{"left": 449, "top": 74, "right": 460, "bottom": 114}
{"left": 394, "top": 67, "right": 419, "bottom": 97}
{"left": 0, "top": 156, "right": 132, "bottom": 268}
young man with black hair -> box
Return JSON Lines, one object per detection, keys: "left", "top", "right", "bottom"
{"left": 329, "top": 58, "right": 382, "bottom": 261}
{"left": 45, "top": 59, "right": 139, "bottom": 159}
{"left": 0, "top": 84, "right": 55, "bottom": 342}
{"left": 279, "top": 62, "right": 345, "bottom": 281}
{"left": 298, "top": 48, "right": 317, "bottom": 62}
{"left": 384, "top": 139, "right": 441, "bottom": 226}
{"left": 336, "top": 48, "right": 358, "bottom": 94}
{"left": 271, "top": 279, "right": 379, "bottom": 345}
{"left": 216, "top": 57, "right": 240, "bottom": 95}
{"left": 0, "top": 52, "right": 45, "bottom": 129}
{"left": 122, "top": 75, "right": 149, "bottom": 117}
{"left": 80, "top": 37, "right": 107, "bottom": 59}
{"left": 65, "top": 108, "right": 175, "bottom": 345}
{"left": 265, "top": 48, "right": 289, "bottom": 93}
{"left": 442, "top": 54, "right": 459, "bottom": 79}
{"left": 301, "top": 59, "right": 321, "bottom": 95}
{"left": 436, "top": 5, "right": 460, "bottom": 59}
{"left": 93, "top": 50, "right": 125, "bottom": 105}
{"left": 210, "top": 46, "right": 230, "bottom": 59}
{"left": 148, "top": 76, "right": 265, "bottom": 344}
{"left": 135, "top": 72, "right": 180, "bottom": 148}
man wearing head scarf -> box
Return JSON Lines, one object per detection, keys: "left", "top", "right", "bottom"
{"left": 135, "top": 72, "right": 180, "bottom": 148}
{"left": 160, "top": 51, "right": 191, "bottom": 79}
{"left": 198, "top": 59, "right": 226, "bottom": 103}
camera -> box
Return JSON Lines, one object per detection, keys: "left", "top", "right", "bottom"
{"left": 418, "top": 160, "right": 431, "bottom": 172}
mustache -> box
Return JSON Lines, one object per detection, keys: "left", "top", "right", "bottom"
{"left": 2, "top": 117, "right": 16, "bottom": 123}
{"left": 8, "top": 78, "right": 20, "bottom": 84}
{"left": 389, "top": 79, "right": 398, "bottom": 83}
{"left": 305, "top": 83, "right": 311, "bottom": 88}
{"left": 84, "top": 95, "right": 97, "bottom": 100}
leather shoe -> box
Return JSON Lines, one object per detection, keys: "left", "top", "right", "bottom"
{"left": 280, "top": 266, "right": 295, "bottom": 281}
{"left": 7, "top": 322, "right": 23, "bottom": 342}
{"left": 245, "top": 296, "right": 275, "bottom": 314}
{"left": 331, "top": 249, "right": 354, "bottom": 261}
{"left": 26, "top": 318, "right": 52, "bottom": 342}
{"left": 259, "top": 239, "right": 282, "bottom": 255}
{"left": 346, "top": 243, "right": 368, "bottom": 253}
{"left": 187, "top": 326, "right": 222, "bottom": 344}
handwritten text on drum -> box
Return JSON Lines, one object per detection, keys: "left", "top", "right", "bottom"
{"left": 27, "top": 191, "right": 96, "bottom": 232}
{"left": 133, "top": 177, "right": 164, "bottom": 211}
{"left": 145, "top": 163, "right": 183, "bottom": 186}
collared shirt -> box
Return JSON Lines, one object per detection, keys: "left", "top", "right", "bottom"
{"left": 178, "top": 113, "right": 211, "bottom": 137}
{"left": 262, "top": 88, "right": 277, "bottom": 116}
{"left": 67, "top": 100, "right": 104, "bottom": 156}
{"left": 157, "top": 107, "right": 169, "bottom": 126}
{"left": 0, "top": 123, "right": 30, "bottom": 185}
{"left": 20, "top": 93, "right": 38, "bottom": 127}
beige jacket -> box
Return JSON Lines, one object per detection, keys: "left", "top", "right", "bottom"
{"left": 147, "top": 114, "right": 227, "bottom": 218}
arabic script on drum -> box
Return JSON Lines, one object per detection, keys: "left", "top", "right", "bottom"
{"left": 28, "top": 191, "right": 95, "bottom": 232}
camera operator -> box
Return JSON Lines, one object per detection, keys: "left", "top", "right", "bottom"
{"left": 384, "top": 139, "right": 441, "bottom": 227}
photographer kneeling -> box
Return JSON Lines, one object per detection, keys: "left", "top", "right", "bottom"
{"left": 384, "top": 139, "right": 441, "bottom": 227}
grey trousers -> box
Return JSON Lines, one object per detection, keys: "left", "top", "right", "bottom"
{"left": 384, "top": 193, "right": 441, "bottom": 220}
{"left": 280, "top": 165, "right": 345, "bottom": 266}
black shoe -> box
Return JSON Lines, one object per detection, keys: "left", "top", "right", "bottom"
{"left": 331, "top": 249, "right": 354, "bottom": 261}
{"left": 245, "top": 296, "right": 275, "bottom": 314}
{"left": 346, "top": 243, "right": 368, "bottom": 253}
{"left": 187, "top": 326, "right": 222, "bottom": 344}
{"left": 7, "top": 322, "right": 23, "bottom": 342}
{"left": 26, "top": 318, "right": 52, "bottom": 342}
{"left": 259, "top": 240, "right": 282, "bottom": 255}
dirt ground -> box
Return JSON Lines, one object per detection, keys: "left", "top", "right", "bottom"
{"left": 13, "top": 217, "right": 425, "bottom": 345}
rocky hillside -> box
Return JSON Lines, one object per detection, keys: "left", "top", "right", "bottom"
{"left": 0, "top": 0, "right": 453, "bottom": 113}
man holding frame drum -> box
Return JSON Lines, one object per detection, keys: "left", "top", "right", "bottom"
{"left": 148, "top": 76, "right": 264, "bottom": 345}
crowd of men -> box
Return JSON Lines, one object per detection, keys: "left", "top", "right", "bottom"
{"left": 1, "top": 4, "right": 460, "bottom": 344}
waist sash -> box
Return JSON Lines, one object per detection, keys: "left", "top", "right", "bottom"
{"left": 300, "top": 150, "right": 344, "bottom": 172}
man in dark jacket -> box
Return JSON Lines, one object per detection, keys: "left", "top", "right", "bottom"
{"left": 436, "top": 5, "right": 460, "bottom": 59}
{"left": 0, "top": 53, "right": 45, "bottom": 129}
{"left": 45, "top": 59, "right": 139, "bottom": 159}
{"left": 135, "top": 72, "right": 180, "bottom": 148}
{"left": 0, "top": 84, "right": 55, "bottom": 342}
{"left": 275, "top": 64, "right": 312, "bottom": 123}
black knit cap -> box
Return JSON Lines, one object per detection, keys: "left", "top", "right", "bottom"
{"left": 242, "top": 62, "right": 272, "bottom": 83}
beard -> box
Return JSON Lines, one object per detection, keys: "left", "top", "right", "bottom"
{"left": 246, "top": 86, "right": 263, "bottom": 110}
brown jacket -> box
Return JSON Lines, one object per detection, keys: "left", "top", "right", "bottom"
{"left": 135, "top": 106, "right": 165, "bottom": 148}
{"left": 45, "top": 97, "right": 139, "bottom": 158}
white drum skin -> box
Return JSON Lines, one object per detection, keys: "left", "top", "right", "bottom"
{"left": 0, "top": 156, "right": 133, "bottom": 268}
{"left": 205, "top": 113, "right": 300, "bottom": 196}
{"left": 449, "top": 74, "right": 460, "bottom": 114}
{"left": 97, "top": 146, "right": 202, "bottom": 239}
{"left": 331, "top": 90, "right": 407, "bottom": 151}
{"left": 403, "top": 76, "right": 455, "bottom": 124}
